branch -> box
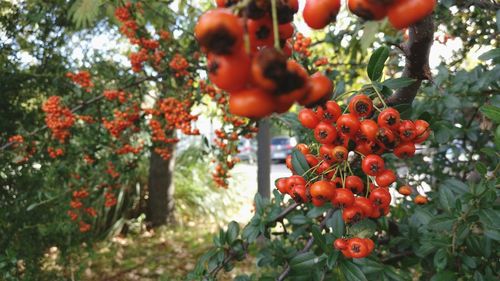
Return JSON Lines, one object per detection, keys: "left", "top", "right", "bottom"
{"left": 386, "top": 15, "right": 435, "bottom": 106}
{"left": 267, "top": 202, "right": 300, "bottom": 226}
{"left": 276, "top": 209, "right": 335, "bottom": 281}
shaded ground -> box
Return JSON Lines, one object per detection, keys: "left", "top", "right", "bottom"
{"left": 79, "top": 222, "right": 254, "bottom": 281}
{"left": 50, "top": 163, "right": 289, "bottom": 280}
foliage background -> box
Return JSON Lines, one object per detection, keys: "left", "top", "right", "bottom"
{"left": 0, "top": 0, "right": 499, "bottom": 280}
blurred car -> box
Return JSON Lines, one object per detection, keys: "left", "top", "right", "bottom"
{"left": 271, "top": 136, "right": 297, "bottom": 163}
{"left": 236, "top": 139, "right": 257, "bottom": 163}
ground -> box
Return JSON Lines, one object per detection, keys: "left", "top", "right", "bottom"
{"left": 46, "top": 163, "right": 289, "bottom": 280}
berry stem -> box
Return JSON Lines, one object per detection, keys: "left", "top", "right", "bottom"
{"left": 346, "top": 160, "right": 353, "bottom": 175}
{"left": 242, "top": 13, "right": 251, "bottom": 54}
{"left": 270, "top": 0, "right": 281, "bottom": 50}
{"left": 372, "top": 84, "right": 388, "bottom": 108}
{"left": 354, "top": 150, "right": 365, "bottom": 158}
{"left": 342, "top": 162, "right": 347, "bottom": 187}
{"left": 366, "top": 176, "right": 370, "bottom": 198}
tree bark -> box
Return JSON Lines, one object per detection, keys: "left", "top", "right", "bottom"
{"left": 147, "top": 146, "right": 175, "bottom": 227}
{"left": 257, "top": 119, "right": 271, "bottom": 198}
{"left": 387, "top": 15, "right": 435, "bottom": 106}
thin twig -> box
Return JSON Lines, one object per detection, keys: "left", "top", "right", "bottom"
{"left": 267, "top": 202, "right": 300, "bottom": 227}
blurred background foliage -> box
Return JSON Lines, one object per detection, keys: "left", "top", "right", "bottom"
{"left": 0, "top": 0, "right": 499, "bottom": 280}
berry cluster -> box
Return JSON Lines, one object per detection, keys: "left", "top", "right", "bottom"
{"left": 197, "top": 1, "right": 337, "bottom": 118}
{"left": 47, "top": 146, "right": 64, "bottom": 159}
{"left": 102, "top": 104, "right": 141, "bottom": 139}
{"left": 42, "top": 96, "right": 75, "bottom": 143}
{"left": 68, "top": 189, "right": 97, "bottom": 233}
{"left": 334, "top": 237, "right": 374, "bottom": 259}
{"left": 115, "top": 143, "right": 143, "bottom": 155}
{"left": 146, "top": 97, "right": 200, "bottom": 160}
{"left": 275, "top": 93, "right": 431, "bottom": 258}
{"left": 66, "top": 71, "right": 93, "bottom": 91}
{"left": 201, "top": 81, "right": 258, "bottom": 188}
{"left": 114, "top": 2, "right": 168, "bottom": 73}
{"left": 103, "top": 90, "right": 129, "bottom": 103}
{"left": 7, "top": 135, "right": 24, "bottom": 148}
{"left": 169, "top": 54, "right": 190, "bottom": 78}
{"left": 292, "top": 32, "right": 312, "bottom": 57}
{"left": 304, "top": 0, "right": 436, "bottom": 30}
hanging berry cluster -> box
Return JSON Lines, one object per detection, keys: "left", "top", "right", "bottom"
{"left": 114, "top": 2, "right": 168, "bottom": 73}
{"left": 275, "top": 93, "right": 431, "bottom": 259}
{"left": 66, "top": 71, "right": 93, "bottom": 91}
{"left": 196, "top": 0, "right": 337, "bottom": 118}
{"left": 201, "top": 81, "right": 258, "bottom": 188}
{"left": 102, "top": 104, "right": 141, "bottom": 139}
{"left": 195, "top": 0, "right": 436, "bottom": 120}
{"left": 304, "top": 0, "right": 436, "bottom": 30}
{"left": 42, "top": 96, "right": 76, "bottom": 143}
{"left": 67, "top": 189, "right": 96, "bottom": 233}
{"left": 145, "top": 97, "right": 200, "bottom": 160}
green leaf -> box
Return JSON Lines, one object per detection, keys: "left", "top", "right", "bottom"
{"left": 475, "top": 162, "right": 487, "bottom": 176}
{"left": 307, "top": 205, "right": 329, "bottom": 218}
{"left": 334, "top": 80, "right": 346, "bottom": 97}
{"left": 438, "top": 187, "right": 455, "bottom": 212}
{"left": 367, "top": 46, "right": 390, "bottom": 81}
{"left": 69, "top": 0, "right": 101, "bottom": 28}
{"left": 311, "top": 225, "right": 328, "bottom": 253}
{"left": 480, "top": 105, "right": 500, "bottom": 123}
{"left": 484, "top": 229, "right": 500, "bottom": 241}
{"left": 227, "top": 221, "right": 240, "bottom": 243}
{"left": 383, "top": 77, "right": 417, "bottom": 89}
{"left": 340, "top": 260, "right": 368, "bottom": 281}
{"left": 235, "top": 275, "right": 251, "bottom": 281}
{"left": 219, "top": 228, "right": 226, "bottom": 245}
{"left": 418, "top": 111, "right": 433, "bottom": 122}
{"left": 290, "top": 252, "right": 320, "bottom": 269}
{"left": 478, "top": 209, "right": 500, "bottom": 228}
{"left": 443, "top": 178, "right": 468, "bottom": 194}
{"left": 473, "top": 271, "right": 485, "bottom": 281}
{"left": 413, "top": 209, "right": 432, "bottom": 225}
{"left": 349, "top": 219, "right": 377, "bottom": 238}
{"left": 326, "top": 251, "right": 339, "bottom": 269}
{"left": 393, "top": 103, "right": 412, "bottom": 119}
{"left": 433, "top": 249, "right": 448, "bottom": 271}
{"left": 429, "top": 215, "right": 456, "bottom": 231}
{"left": 254, "top": 193, "right": 266, "bottom": 214}
{"left": 461, "top": 255, "right": 477, "bottom": 269}
{"left": 326, "top": 210, "right": 345, "bottom": 237}
{"left": 289, "top": 214, "right": 309, "bottom": 225}
{"left": 478, "top": 48, "right": 500, "bottom": 61}
{"left": 291, "top": 148, "right": 310, "bottom": 176}
{"left": 430, "top": 271, "right": 456, "bottom": 281}
{"left": 495, "top": 125, "right": 500, "bottom": 149}
{"left": 242, "top": 224, "right": 260, "bottom": 243}
{"left": 353, "top": 258, "right": 384, "bottom": 274}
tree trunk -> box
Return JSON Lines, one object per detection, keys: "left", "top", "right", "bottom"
{"left": 147, "top": 146, "right": 175, "bottom": 227}
{"left": 257, "top": 119, "right": 271, "bottom": 199}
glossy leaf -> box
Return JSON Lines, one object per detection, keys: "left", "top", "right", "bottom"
{"left": 367, "top": 46, "right": 390, "bottom": 81}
